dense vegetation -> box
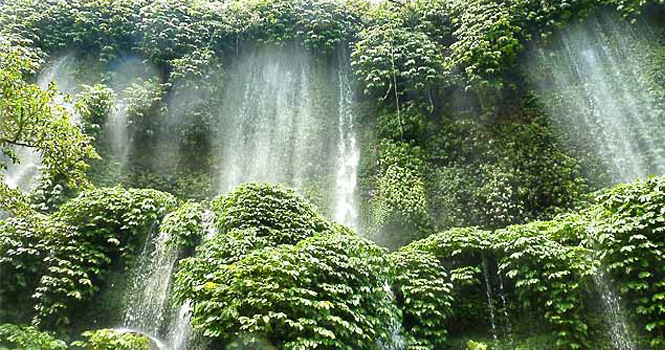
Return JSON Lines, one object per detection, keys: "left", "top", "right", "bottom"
{"left": 1, "top": 0, "right": 665, "bottom": 349}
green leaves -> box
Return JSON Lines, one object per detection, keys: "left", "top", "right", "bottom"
{"left": 389, "top": 249, "right": 453, "bottom": 349}
{"left": 0, "top": 47, "right": 98, "bottom": 201}
{"left": 0, "top": 324, "right": 67, "bottom": 350}
{"left": 71, "top": 329, "right": 151, "bottom": 350}
{"left": 0, "top": 187, "right": 176, "bottom": 330}
{"left": 174, "top": 183, "right": 398, "bottom": 349}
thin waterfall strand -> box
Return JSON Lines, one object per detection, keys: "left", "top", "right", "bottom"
{"left": 482, "top": 254, "right": 499, "bottom": 342}
{"left": 333, "top": 48, "right": 360, "bottom": 231}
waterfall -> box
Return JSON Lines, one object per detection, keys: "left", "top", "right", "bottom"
{"left": 382, "top": 283, "right": 405, "bottom": 350}
{"left": 586, "top": 225, "right": 636, "bottom": 349}
{"left": 202, "top": 209, "right": 217, "bottom": 239}
{"left": 165, "top": 210, "right": 215, "bottom": 350}
{"left": 4, "top": 55, "right": 77, "bottom": 191}
{"left": 481, "top": 254, "right": 499, "bottom": 342}
{"left": 497, "top": 272, "right": 515, "bottom": 346}
{"left": 122, "top": 226, "right": 180, "bottom": 338}
{"left": 526, "top": 13, "right": 665, "bottom": 184}
{"left": 166, "top": 301, "right": 194, "bottom": 350}
{"left": 592, "top": 270, "right": 636, "bottom": 350}
{"left": 108, "top": 100, "right": 131, "bottom": 170}
{"left": 216, "top": 45, "right": 336, "bottom": 195}
{"left": 333, "top": 47, "right": 360, "bottom": 230}
{"left": 216, "top": 44, "right": 362, "bottom": 223}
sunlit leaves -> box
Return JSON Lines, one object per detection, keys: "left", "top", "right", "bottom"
{"left": 72, "top": 329, "right": 151, "bottom": 350}
{"left": 174, "top": 183, "right": 397, "bottom": 349}
{"left": 0, "top": 187, "right": 176, "bottom": 329}
{"left": 0, "top": 324, "right": 67, "bottom": 350}
{"left": 0, "top": 48, "right": 98, "bottom": 201}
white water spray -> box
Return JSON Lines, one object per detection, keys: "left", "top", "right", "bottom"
{"left": 217, "top": 45, "right": 335, "bottom": 194}
{"left": 592, "top": 269, "right": 636, "bottom": 350}
{"left": 165, "top": 210, "right": 215, "bottom": 350}
{"left": 333, "top": 47, "right": 360, "bottom": 231}
{"left": 216, "top": 44, "right": 359, "bottom": 225}
{"left": 122, "top": 227, "right": 180, "bottom": 336}
{"left": 382, "top": 283, "right": 405, "bottom": 350}
{"left": 108, "top": 100, "right": 130, "bottom": 170}
{"left": 167, "top": 301, "right": 194, "bottom": 350}
{"left": 526, "top": 13, "right": 665, "bottom": 183}
{"left": 481, "top": 254, "right": 499, "bottom": 342}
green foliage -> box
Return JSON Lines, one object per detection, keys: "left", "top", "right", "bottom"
{"left": 124, "top": 79, "right": 167, "bottom": 129}
{"left": 0, "top": 47, "right": 97, "bottom": 209}
{"left": 400, "top": 176, "right": 665, "bottom": 349}
{"left": 590, "top": 176, "right": 665, "bottom": 346}
{"left": 0, "top": 324, "right": 66, "bottom": 350}
{"left": 366, "top": 140, "right": 432, "bottom": 248}
{"left": 76, "top": 84, "right": 116, "bottom": 141}
{"left": 162, "top": 201, "right": 204, "bottom": 249}
{"left": 0, "top": 0, "right": 145, "bottom": 62}
{"left": 467, "top": 340, "right": 488, "bottom": 350}
{"left": 427, "top": 116, "right": 587, "bottom": 230}
{"left": 71, "top": 329, "right": 151, "bottom": 350}
{"left": 494, "top": 223, "right": 594, "bottom": 349}
{"left": 447, "top": 0, "right": 523, "bottom": 91}
{"left": 179, "top": 234, "right": 397, "bottom": 349}
{"left": 390, "top": 248, "right": 453, "bottom": 349}
{"left": 352, "top": 23, "right": 444, "bottom": 101}
{"left": 366, "top": 108, "right": 587, "bottom": 248}
{"left": 175, "top": 183, "right": 398, "bottom": 349}
{"left": 0, "top": 187, "right": 176, "bottom": 329}
{"left": 212, "top": 183, "right": 334, "bottom": 245}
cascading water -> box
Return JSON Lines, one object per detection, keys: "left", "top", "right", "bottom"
{"left": 107, "top": 100, "right": 131, "bottom": 170}
{"left": 587, "top": 225, "right": 636, "bottom": 350}
{"left": 497, "top": 272, "right": 515, "bottom": 346}
{"left": 166, "top": 301, "right": 194, "bottom": 350}
{"left": 4, "top": 55, "right": 77, "bottom": 191}
{"left": 592, "top": 269, "right": 636, "bottom": 350}
{"left": 105, "top": 56, "right": 161, "bottom": 175}
{"left": 481, "top": 254, "right": 499, "bottom": 342}
{"left": 382, "top": 283, "right": 405, "bottom": 350}
{"left": 164, "top": 210, "right": 216, "bottom": 350}
{"left": 216, "top": 45, "right": 337, "bottom": 195}
{"left": 333, "top": 47, "right": 360, "bottom": 230}
{"left": 526, "top": 12, "right": 665, "bottom": 184}
{"left": 122, "top": 226, "right": 180, "bottom": 339}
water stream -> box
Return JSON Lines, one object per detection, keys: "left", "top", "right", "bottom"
{"left": 481, "top": 254, "right": 499, "bottom": 342}
{"left": 166, "top": 301, "right": 194, "bottom": 350}
{"left": 592, "top": 270, "right": 636, "bottom": 350}
{"left": 164, "top": 210, "right": 216, "bottom": 350}
{"left": 122, "top": 225, "right": 179, "bottom": 338}
{"left": 526, "top": 13, "right": 665, "bottom": 184}
{"left": 383, "top": 283, "right": 405, "bottom": 350}
{"left": 497, "top": 272, "right": 515, "bottom": 346}
{"left": 333, "top": 47, "right": 360, "bottom": 231}
{"left": 216, "top": 45, "right": 336, "bottom": 194}
{"left": 215, "top": 45, "right": 360, "bottom": 228}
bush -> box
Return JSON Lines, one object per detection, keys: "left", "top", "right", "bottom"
{"left": 0, "top": 324, "right": 66, "bottom": 350}
{"left": 71, "top": 329, "right": 151, "bottom": 350}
